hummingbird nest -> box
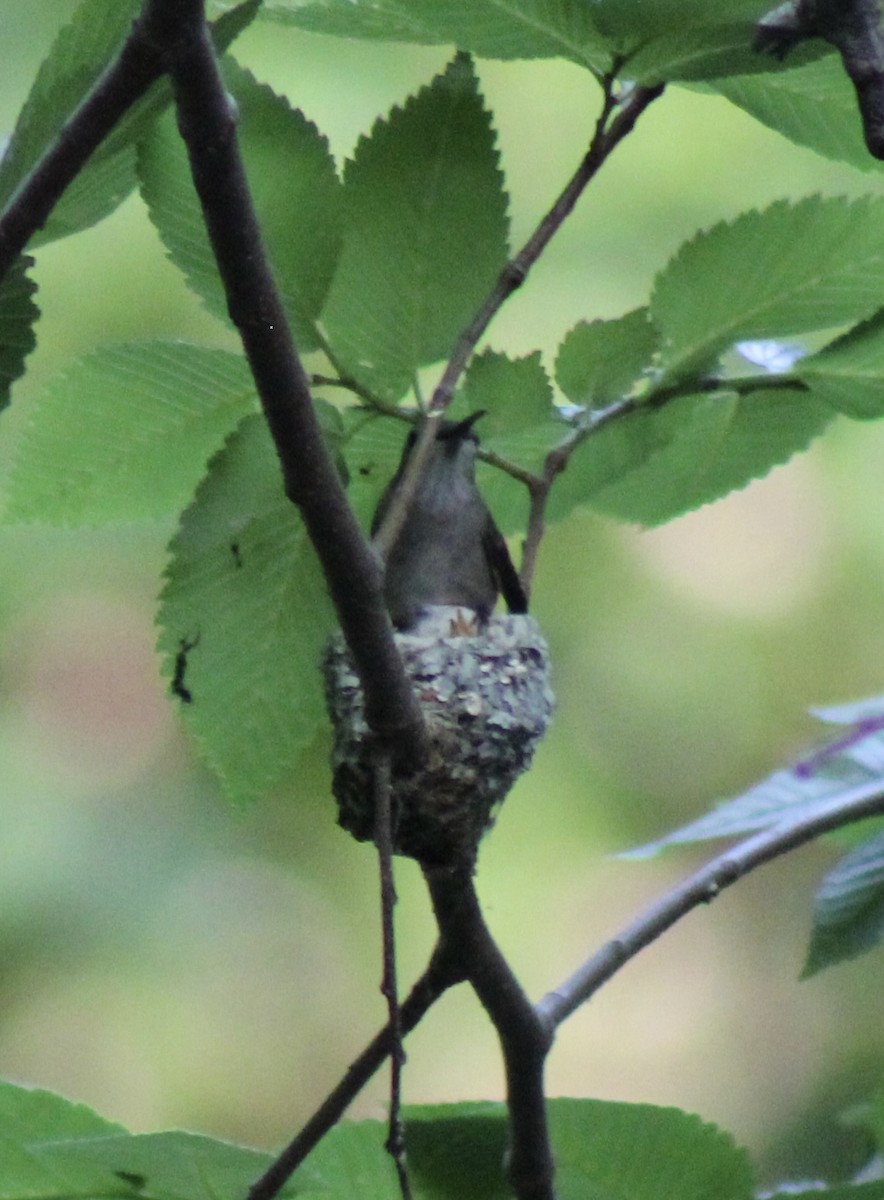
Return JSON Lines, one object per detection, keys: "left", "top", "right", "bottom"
{"left": 323, "top": 611, "right": 554, "bottom": 867}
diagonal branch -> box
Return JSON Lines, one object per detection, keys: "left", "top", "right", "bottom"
{"left": 537, "top": 780, "right": 884, "bottom": 1028}
{"left": 143, "top": 0, "right": 427, "bottom": 761}
{"left": 0, "top": 20, "right": 165, "bottom": 281}
{"left": 427, "top": 76, "right": 665, "bottom": 417}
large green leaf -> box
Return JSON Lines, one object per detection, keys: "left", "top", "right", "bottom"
{"left": 0, "top": 0, "right": 262, "bottom": 248}
{"left": 4, "top": 342, "right": 255, "bottom": 524}
{"left": 259, "top": 0, "right": 611, "bottom": 71}
{"left": 0, "top": 256, "right": 39, "bottom": 413}
{"left": 157, "top": 413, "right": 336, "bottom": 805}
{"left": 709, "top": 56, "right": 879, "bottom": 174}
{"left": 797, "top": 309, "right": 884, "bottom": 419}
{"left": 651, "top": 196, "right": 884, "bottom": 383}
{"left": 585, "top": 387, "right": 833, "bottom": 526}
{"left": 138, "top": 58, "right": 342, "bottom": 352}
{"left": 319, "top": 53, "right": 510, "bottom": 400}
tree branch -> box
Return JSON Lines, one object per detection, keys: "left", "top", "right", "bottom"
{"left": 145, "top": 0, "right": 426, "bottom": 761}
{"left": 537, "top": 780, "right": 884, "bottom": 1028}
{"left": 423, "top": 865, "right": 555, "bottom": 1200}
{"left": 0, "top": 19, "right": 165, "bottom": 280}
{"left": 427, "top": 76, "right": 665, "bottom": 416}
{"left": 246, "top": 951, "right": 461, "bottom": 1200}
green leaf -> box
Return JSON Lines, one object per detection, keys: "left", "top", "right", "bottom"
{"left": 586, "top": 387, "right": 833, "bottom": 526}
{"left": 0, "top": 1082, "right": 124, "bottom": 1143}
{"left": 555, "top": 309, "right": 659, "bottom": 406}
{"left": 458, "top": 349, "right": 559, "bottom": 534}
{"left": 651, "top": 197, "right": 884, "bottom": 383}
{"left": 157, "top": 413, "right": 336, "bottom": 805}
{"left": 592, "top": 0, "right": 770, "bottom": 42}
{"left": 138, "top": 59, "right": 342, "bottom": 352}
{"left": 0, "top": 255, "right": 39, "bottom": 411}
{"left": 804, "top": 828, "right": 884, "bottom": 977}
{"left": 338, "top": 408, "right": 410, "bottom": 531}
{"left": 625, "top": 22, "right": 825, "bottom": 84}
{"left": 709, "top": 56, "right": 880, "bottom": 174}
{"left": 259, "top": 0, "right": 611, "bottom": 71}
{"left": 399, "top": 1100, "right": 753, "bottom": 1200}
{"left": 626, "top": 694, "right": 884, "bottom": 858}
{"left": 320, "top": 52, "right": 509, "bottom": 400}
{"left": 796, "top": 310, "right": 884, "bottom": 419}
{"left": 4, "top": 342, "right": 255, "bottom": 524}
{"left": 33, "top": 1132, "right": 274, "bottom": 1200}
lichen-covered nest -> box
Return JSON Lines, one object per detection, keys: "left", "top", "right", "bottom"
{"left": 323, "top": 613, "right": 554, "bottom": 866}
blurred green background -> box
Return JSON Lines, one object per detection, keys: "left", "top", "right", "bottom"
{"left": 3, "top": 2, "right": 884, "bottom": 1189}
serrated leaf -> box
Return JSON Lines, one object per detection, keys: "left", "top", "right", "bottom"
{"left": 586, "top": 387, "right": 833, "bottom": 526}
{"left": 400, "top": 1099, "right": 752, "bottom": 1200}
{"left": 157, "top": 413, "right": 335, "bottom": 805}
{"left": 0, "top": 1082, "right": 124, "bottom": 1144}
{"left": 803, "top": 829, "right": 884, "bottom": 976}
{"left": 0, "top": 255, "right": 39, "bottom": 411}
{"left": 4, "top": 342, "right": 255, "bottom": 524}
{"left": 0, "top": 1, "right": 261, "bottom": 248}
{"left": 138, "top": 59, "right": 342, "bottom": 352}
{"left": 320, "top": 53, "right": 509, "bottom": 400}
{"left": 457, "top": 349, "right": 559, "bottom": 534}
{"left": 0, "top": 0, "right": 142, "bottom": 239}
{"left": 555, "top": 309, "right": 659, "bottom": 406}
{"left": 259, "top": 0, "right": 611, "bottom": 71}
{"left": 709, "top": 56, "right": 880, "bottom": 174}
{"left": 33, "top": 1132, "right": 274, "bottom": 1200}
{"left": 796, "top": 310, "right": 884, "bottom": 418}
{"left": 627, "top": 695, "right": 884, "bottom": 858}
{"left": 651, "top": 197, "right": 884, "bottom": 383}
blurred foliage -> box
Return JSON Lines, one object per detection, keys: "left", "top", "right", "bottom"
{"left": 2, "top": 2, "right": 884, "bottom": 1192}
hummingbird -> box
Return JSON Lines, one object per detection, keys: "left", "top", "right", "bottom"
{"left": 371, "top": 412, "right": 528, "bottom": 632}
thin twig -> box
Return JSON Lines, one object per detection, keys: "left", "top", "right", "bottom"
{"left": 537, "top": 779, "right": 884, "bottom": 1028}
{"left": 519, "top": 371, "right": 810, "bottom": 594}
{"left": 147, "top": 0, "right": 426, "bottom": 762}
{"left": 427, "top": 76, "right": 665, "bottom": 417}
{"left": 246, "top": 952, "right": 461, "bottom": 1200}
{"left": 372, "top": 747, "right": 413, "bottom": 1200}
